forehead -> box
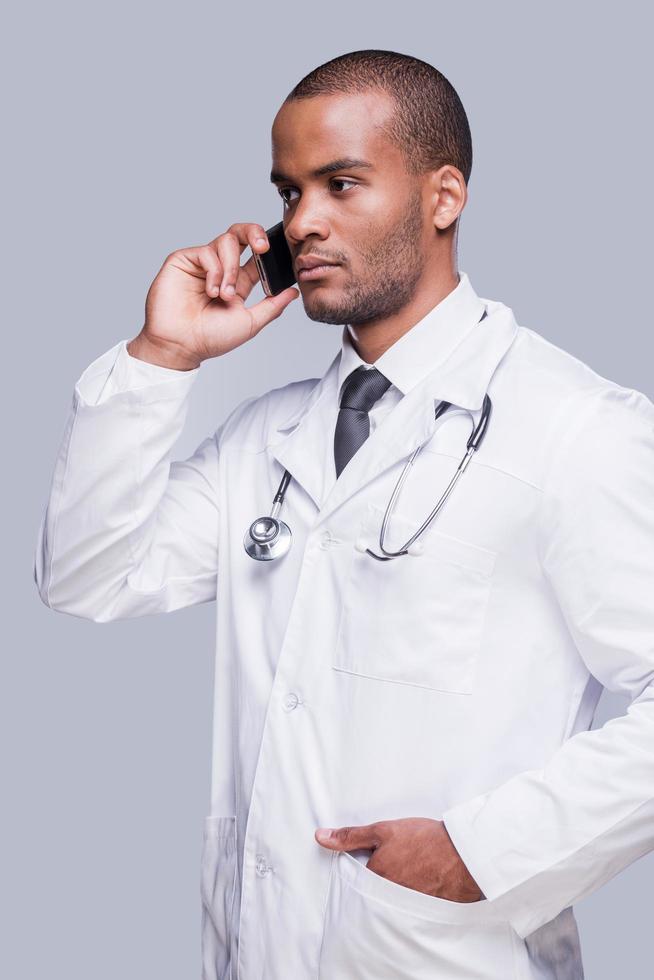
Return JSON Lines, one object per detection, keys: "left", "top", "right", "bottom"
{"left": 271, "top": 90, "right": 404, "bottom": 173}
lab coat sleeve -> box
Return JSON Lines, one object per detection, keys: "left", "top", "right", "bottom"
{"left": 34, "top": 338, "right": 226, "bottom": 623}
{"left": 441, "top": 383, "right": 654, "bottom": 939}
{"left": 92, "top": 337, "right": 198, "bottom": 403}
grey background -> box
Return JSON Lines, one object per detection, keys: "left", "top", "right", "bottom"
{"left": 3, "top": 1, "right": 652, "bottom": 977}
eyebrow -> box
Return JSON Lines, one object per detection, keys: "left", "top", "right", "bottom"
{"left": 269, "top": 157, "right": 374, "bottom": 184}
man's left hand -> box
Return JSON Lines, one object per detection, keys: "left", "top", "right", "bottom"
{"left": 314, "top": 817, "right": 485, "bottom": 903}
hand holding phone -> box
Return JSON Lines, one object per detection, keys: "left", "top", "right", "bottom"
{"left": 128, "top": 223, "right": 299, "bottom": 370}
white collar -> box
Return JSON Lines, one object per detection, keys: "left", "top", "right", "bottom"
{"left": 336, "top": 270, "right": 486, "bottom": 402}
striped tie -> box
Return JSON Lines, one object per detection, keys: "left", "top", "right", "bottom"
{"left": 334, "top": 366, "right": 392, "bottom": 478}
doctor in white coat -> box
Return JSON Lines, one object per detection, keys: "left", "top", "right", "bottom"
{"left": 35, "top": 49, "right": 654, "bottom": 980}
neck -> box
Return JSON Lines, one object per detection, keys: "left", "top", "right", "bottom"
{"left": 347, "top": 266, "right": 460, "bottom": 363}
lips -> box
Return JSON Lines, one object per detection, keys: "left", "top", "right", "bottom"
{"left": 297, "top": 264, "right": 340, "bottom": 281}
{"left": 295, "top": 255, "right": 340, "bottom": 271}
{"left": 295, "top": 255, "right": 341, "bottom": 284}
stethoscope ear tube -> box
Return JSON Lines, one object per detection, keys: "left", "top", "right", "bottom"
{"left": 467, "top": 393, "right": 492, "bottom": 451}
{"left": 434, "top": 400, "right": 452, "bottom": 422}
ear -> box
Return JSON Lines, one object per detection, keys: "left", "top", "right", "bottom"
{"left": 427, "top": 165, "right": 467, "bottom": 233}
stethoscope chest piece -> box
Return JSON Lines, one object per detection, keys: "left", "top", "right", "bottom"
{"left": 244, "top": 515, "right": 292, "bottom": 561}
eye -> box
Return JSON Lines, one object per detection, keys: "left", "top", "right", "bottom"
{"left": 277, "top": 178, "right": 358, "bottom": 208}
{"left": 329, "top": 178, "right": 357, "bottom": 193}
{"left": 278, "top": 187, "right": 299, "bottom": 207}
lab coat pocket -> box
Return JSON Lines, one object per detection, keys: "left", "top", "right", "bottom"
{"left": 333, "top": 503, "right": 496, "bottom": 694}
{"left": 200, "top": 815, "right": 238, "bottom": 980}
{"left": 318, "top": 851, "right": 525, "bottom": 980}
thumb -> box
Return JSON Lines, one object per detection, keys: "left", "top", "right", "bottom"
{"left": 247, "top": 286, "right": 300, "bottom": 336}
{"left": 315, "top": 824, "right": 381, "bottom": 851}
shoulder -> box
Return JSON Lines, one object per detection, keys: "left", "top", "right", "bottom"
{"left": 476, "top": 311, "right": 653, "bottom": 490}
{"left": 499, "top": 329, "right": 653, "bottom": 527}
{"left": 517, "top": 325, "right": 651, "bottom": 438}
{"left": 495, "top": 321, "right": 652, "bottom": 469}
{"left": 501, "top": 323, "right": 629, "bottom": 405}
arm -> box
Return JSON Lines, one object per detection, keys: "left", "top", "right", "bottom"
{"left": 34, "top": 339, "right": 227, "bottom": 622}
{"left": 34, "top": 225, "right": 298, "bottom": 623}
{"left": 442, "top": 384, "right": 654, "bottom": 938}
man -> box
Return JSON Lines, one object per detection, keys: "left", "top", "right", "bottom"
{"left": 34, "top": 49, "right": 654, "bottom": 980}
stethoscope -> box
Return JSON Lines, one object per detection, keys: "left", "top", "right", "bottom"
{"left": 243, "top": 394, "right": 492, "bottom": 562}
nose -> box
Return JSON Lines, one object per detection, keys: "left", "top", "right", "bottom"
{"left": 284, "top": 192, "right": 330, "bottom": 247}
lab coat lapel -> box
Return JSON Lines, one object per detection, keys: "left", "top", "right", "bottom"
{"left": 267, "top": 351, "right": 341, "bottom": 510}
{"left": 316, "top": 302, "right": 520, "bottom": 527}
{"left": 268, "top": 302, "right": 520, "bottom": 525}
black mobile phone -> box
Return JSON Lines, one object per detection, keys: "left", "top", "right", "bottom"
{"left": 252, "top": 221, "right": 296, "bottom": 296}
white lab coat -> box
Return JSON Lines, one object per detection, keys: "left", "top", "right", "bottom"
{"left": 34, "top": 277, "right": 654, "bottom": 980}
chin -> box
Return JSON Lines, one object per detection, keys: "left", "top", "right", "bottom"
{"left": 299, "top": 288, "right": 347, "bottom": 325}
{"left": 302, "top": 300, "right": 349, "bottom": 326}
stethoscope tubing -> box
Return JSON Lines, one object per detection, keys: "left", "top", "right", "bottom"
{"left": 368, "top": 443, "right": 476, "bottom": 561}
{"left": 367, "top": 394, "right": 492, "bottom": 560}
{"left": 244, "top": 393, "right": 492, "bottom": 562}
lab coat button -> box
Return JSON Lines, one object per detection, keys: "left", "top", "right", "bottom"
{"left": 319, "top": 530, "right": 333, "bottom": 549}
{"left": 283, "top": 692, "right": 301, "bottom": 711}
{"left": 354, "top": 536, "right": 368, "bottom": 553}
{"left": 255, "top": 854, "right": 273, "bottom": 877}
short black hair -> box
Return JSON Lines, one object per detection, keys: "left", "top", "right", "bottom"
{"left": 284, "top": 49, "right": 473, "bottom": 186}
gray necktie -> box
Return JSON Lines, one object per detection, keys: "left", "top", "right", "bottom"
{"left": 334, "top": 366, "right": 392, "bottom": 478}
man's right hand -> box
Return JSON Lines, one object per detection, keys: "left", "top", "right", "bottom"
{"left": 127, "top": 223, "right": 299, "bottom": 370}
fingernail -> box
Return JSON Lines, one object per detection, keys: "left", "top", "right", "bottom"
{"left": 256, "top": 238, "right": 267, "bottom": 247}
{"left": 316, "top": 828, "right": 333, "bottom": 841}
{"left": 224, "top": 284, "right": 235, "bottom": 296}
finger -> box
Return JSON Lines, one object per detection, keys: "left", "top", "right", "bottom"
{"left": 217, "top": 250, "right": 268, "bottom": 305}
{"left": 170, "top": 244, "right": 224, "bottom": 297}
{"left": 314, "top": 823, "right": 383, "bottom": 851}
{"left": 194, "top": 245, "right": 224, "bottom": 299}
{"left": 245, "top": 286, "right": 300, "bottom": 337}
{"left": 208, "top": 222, "right": 269, "bottom": 254}
{"left": 234, "top": 253, "right": 264, "bottom": 300}
{"left": 212, "top": 224, "right": 269, "bottom": 299}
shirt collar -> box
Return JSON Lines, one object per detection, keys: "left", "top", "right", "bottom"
{"left": 336, "top": 269, "right": 486, "bottom": 402}
{"left": 274, "top": 271, "right": 518, "bottom": 436}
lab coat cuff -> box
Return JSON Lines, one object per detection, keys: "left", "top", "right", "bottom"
{"left": 442, "top": 796, "right": 508, "bottom": 901}
{"left": 441, "top": 797, "right": 540, "bottom": 939}
{"left": 75, "top": 339, "right": 201, "bottom": 407}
